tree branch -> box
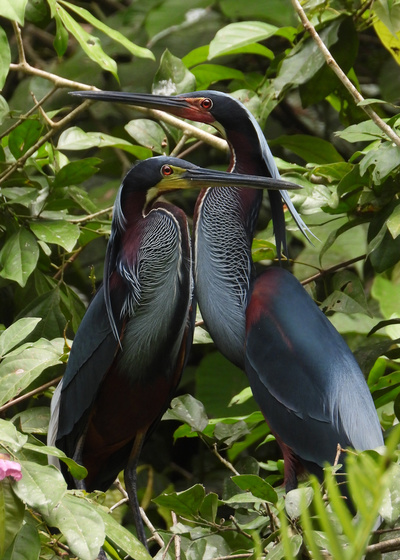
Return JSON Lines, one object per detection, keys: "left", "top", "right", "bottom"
{"left": 291, "top": 0, "right": 400, "bottom": 148}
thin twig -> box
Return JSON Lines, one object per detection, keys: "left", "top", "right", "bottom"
{"left": 212, "top": 443, "right": 240, "bottom": 475}
{"left": 291, "top": 0, "right": 400, "bottom": 147}
{"left": 300, "top": 255, "right": 366, "bottom": 286}
{"left": 229, "top": 516, "right": 252, "bottom": 540}
{"left": 171, "top": 511, "right": 181, "bottom": 560}
{"left": 214, "top": 555, "right": 252, "bottom": 560}
{"left": 0, "top": 375, "right": 62, "bottom": 413}
{"left": 141, "top": 507, "right": 164, "bottom": 547}
{"left": 68, "top": 206, "right": 113, "bottom": 224}
{"left": 12, "top": 22, "right": 26, "bottom": 64}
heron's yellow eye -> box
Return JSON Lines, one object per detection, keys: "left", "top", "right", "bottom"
{"left": 161, "top": 165, "right": 173, "bottom": 176}
{"left": 200, "top": 98, "right": 213, "bottom": 110}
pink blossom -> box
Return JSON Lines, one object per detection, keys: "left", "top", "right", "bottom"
{"left": 0, "top": 458, "right": 22, "bottom": 481}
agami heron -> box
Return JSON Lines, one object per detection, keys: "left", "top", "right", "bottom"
{"left": 71, "top": 91, "right": 384, "bottom": 505}
{"left": 48, "top": 155, "right": 299, "bottom": 549}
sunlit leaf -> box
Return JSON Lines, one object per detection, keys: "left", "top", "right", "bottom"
{"left": 125, "top": 119, "right": 168, "bottom": 154}
{"left": 208, "top": 21, "right": 277, "bottom": 59}
{"left": 232, "top": 474, "right": 278, "bottom": 503}
{"left": 0, "top": 318, "right": 41, "bottom": 358}
{"left": 154, "top": 49, "right": 196, "bottom": 95}
{"left": 3, "top": 519, "right": 41, "bottom": 560}
{"left": 56, "top": 5, "right": 118, "bottom": 79}
{"left": 47, "top": 494, "right": 105, "bottom": 560}
{"left": 30, "top": 220, "right": 80, "bottom": 253}
{"left": 59, "top": 1, "right": 154, "bottom": 60}
{"left": 97, "top": 508, "right": 151, "bottom": 560}
{"left": 0, "top": 230, "right": 39, "bottom": 287}
{"left": 164, "top": 394, "right": 208, "bottom": 433}
{"left": 14, "top": 462, "right": 66, "bottom": 517}
{"left": 0, "top": 0, "right": 28, "bottom": 25}
{"left": 0, "top": 419, "right": 28, "bottom": 453}
{"left": 0, "top": 26, "right": 11, "bottom": 91}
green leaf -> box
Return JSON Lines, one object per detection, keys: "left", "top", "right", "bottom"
{"left": 59, "top": 0, "right": 154, "bottom": 60}
{"left": 0, "top": 479, "right": 25, "bottom": 558}
{"left": 26, "top": 443, "right": 87, "bottom": 480}
{"left": 153, "top": 484, "right": 206, "bottom": 518}
{"left": 30, "top": 220, "right": 80, "bottom": 252}
{"left": 271, "top": 134, "right": 344, "bottom": 164}
{"left": 0, "top": 419, "right": 28, "bottom": 452}
{"left": 0, "top": 230, "right": 39, "bottom": 287}
{"left": 164, "top": 394, "right": 208, "bottom": 433}
{"left": 191, "top": 64, "right": 245, "bottom": 90}
{"left": 13, "top": 462, "right": 66, "bottom": 518}
{"left": 374, "top": 0, "right": 400, "bottom": 35}
{"left": 231, "top": 474, "right": 278, "bottom": 503}
{"left": 8, "top": 120, "right": 44, "bottom": 160}
{"left": 285, "top": 487, "right": 314, "bottom": 519}
{"left": 0, "top": 338, "right": 63, "bottom": 407}
{"left": 335, "top": 120, "right": 388, "bottom": 142}
{"left": 53, "top": 13, "right": 69, "bottom": 56}
{"left": 47, "top": 494, "right": 105, "bottom": 560}
{"left": 213, "top": 421, "right": 250, "bottom": 446}
{"left": 274, "top": 19, "right": 342, "bottom": 94}
{"left": 0, "top": 95, "right": 9, "bottom": 126}
{"left": 18, "top": 288, "right": 68, "bottom": 339}
{"left": 0, "top": 0, "right": 28, "bottom": 25}
{"left": 3, "top": 517, "right": 41, "bottom": 560}
{"left": 387, "top": 203, "right": 400, "bottom": 239}
{"left": 199, "top": 492, "right": 218, "bottom": 523}
{"left": 57, "top": 126, "right": 152, "bottom": 158}
{"left": 208, "top": 21, "right": 277, "bottom": 59}
{"left": 0, "top": 318, "right": 42, "bottom": 358}
{"left": 0, "top": 26, "right": 11, "bottom": 90}
{"left": 97, "top": 507, "right": 152, "bottom": 560}
{"left": 154, "top": 49, "right": 196, "bottom": 95}
{"left": 125, "top": 119, "right": 168, "bottom": 154}
{"left": 53, "top": 158, "right": 101, "bottom": 187}
{"left": 13, "top": 407, "right": 50, "bottom": 435}
{"left": 359, "top": 142, "right": 400, "bottom": 184}
{"left": 56, "top": 4, "right": 118, "bottom": 79}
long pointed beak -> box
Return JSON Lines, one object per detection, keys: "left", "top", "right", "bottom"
{"left": 158, "top": 166, "right": 301, "bottom": 193}
{"left": 70, "top": 90, "right": 188, "bottom": 113}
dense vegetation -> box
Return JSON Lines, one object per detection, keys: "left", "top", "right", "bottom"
{"left": 0, "top": 0, "right": 400, "bottom": 558}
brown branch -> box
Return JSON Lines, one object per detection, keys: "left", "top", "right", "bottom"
{"left": 365, "top": 537, "right": 400, "bottom": 555}
{"left": 300, "top": 255, "right": 366, "bottom": 286}
{"left": 171, "top": 511, "right": 181, "bottom": 560}
{"left": 290, "top": 0, "right": 400, "bottom": 148}
{"left": 0, "top": 376, "right": 62, "bottom": 413}
{"left": 212, "top": 443, "right": 240, "bottom": 475}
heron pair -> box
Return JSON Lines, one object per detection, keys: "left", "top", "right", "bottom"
{"left": 48, "top": 90, "right": 383, "bottom": 550}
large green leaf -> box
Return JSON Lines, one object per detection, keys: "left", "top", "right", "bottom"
{"left": 97, "top": 508, "right": 152, "bottom": 560}
{"left": 0, "top": 318, "right": 41, "bottom": 358}
{"left": 232, "top": 474, "right": 278, "bottom": 503}
{"left": 3, "top": 518, "right": 41, "bottom": 560}
{"left": 0, "top": 479, "right": 25, "bottom": 558}
{"left": 274, "top": 19, "right": 342, "bottom": 94}
{"left": 56, "top": 5, "right": 118, "bottom": 79}
{"left": 153, "top": 484, "right": 206, "bottom": 518}
{"left": 0, "top": 230, "right": 39, "bottom": 288}
{"left": 164, "top": 394, "right": 208, "bottom": 433}
{"left": 191, "top": 64, "right": 245, "bottom": 90}
{"left": 53, "top": 158, "right": 101, "bottom": 188}
{"left": 0, "top": 26, "right": 11, "bottom": 91}
{"left": 0, "top": 338, "right": 63, "bottom": 406}
{"left": 0, "top": 419, "right": 28, "bottom": 452}
{"left": 154, "top": 49, "right": 196, "bottom": 95}
{"left": 8, "top": 120, "right": 44, "bottom": 160}
{"left": 125, "top": 119, "right": 168, "bottom": 154}
{"left": 57, "top": 126, "right": 152, "bottom": 158}
{"left": 13, "top": 462, "right": 66, "bottom": 518}
{"left": 59, "top": 1, "right": 154, "bottom": 60}
{"left": 47, "top": 494, "right": 105, "bottom": 560}
{"left": 30, "top": 220, "right": 80, "bottom": 252}
{"left": 0, "top": 0, "right": 28, "bottom": 25}
{"left": 271, "top": 134, "right": 344, "bottom": 164}
{"left": 208, "top": 21, "right": 277, "bottom": 59}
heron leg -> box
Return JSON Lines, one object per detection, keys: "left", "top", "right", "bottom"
{"left": 124, "top": 430, "right": 148, "bottom": 549}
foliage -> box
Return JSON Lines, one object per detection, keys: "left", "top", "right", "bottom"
{"left": 0, "top": 0, "right": 400, "bottom": 558}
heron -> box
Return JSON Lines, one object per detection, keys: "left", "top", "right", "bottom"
{"left": 47, "top": 154, "right": 299, "bottom": 550}
{"left": 70, "top": 90, "right": 383, "bottom": 506}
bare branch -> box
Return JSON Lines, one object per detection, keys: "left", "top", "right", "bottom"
{"left": 366, "top": 537, "right": 400, "bottom": 555}
{"left": 0, "top": 376, "right": 62, "bottom": 413}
